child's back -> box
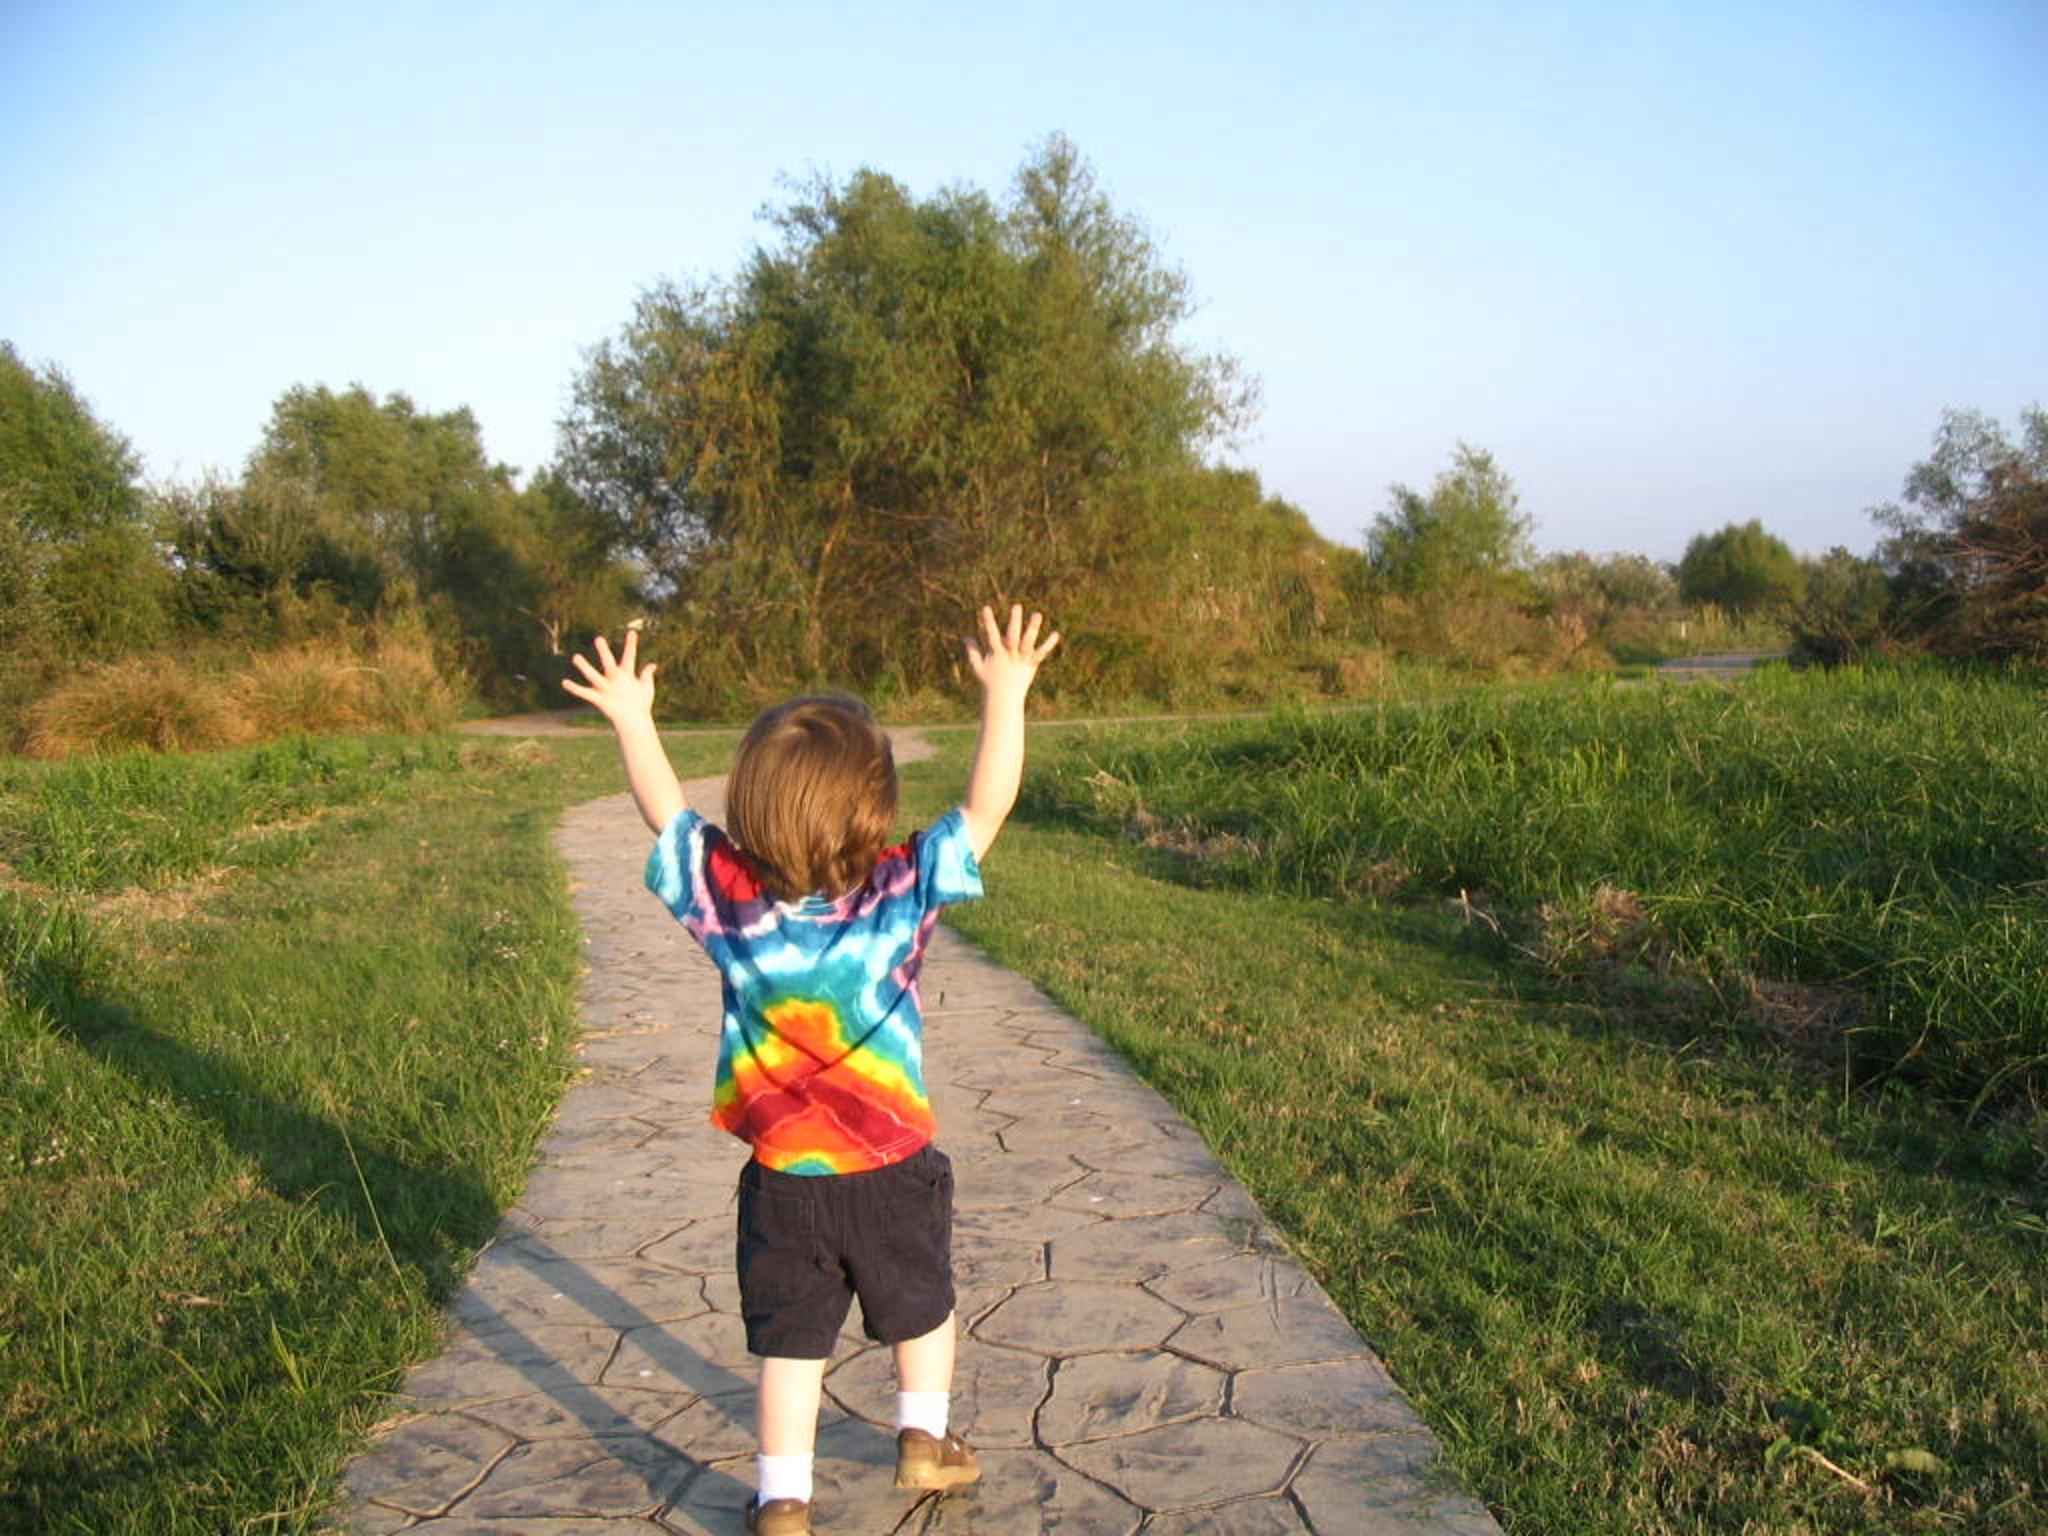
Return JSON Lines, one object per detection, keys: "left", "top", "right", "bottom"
{"left": 564, "top": 607, "right": 1058, "bottom": 1535}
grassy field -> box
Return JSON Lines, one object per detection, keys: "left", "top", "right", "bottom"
{"left": 1030, "top": 662, "right": 2048, "bottom": 1113}
{"left": 0, "top": 729, "right": 737, "bottom": 1535}
{"left": 6, "top": 661, "right": 2043, "bottom": 1533}
{"left": 895, "top": 664, "right": 2047, "bottom": 1535}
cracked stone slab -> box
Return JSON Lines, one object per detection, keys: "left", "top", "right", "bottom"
{"left": 943, "top": 1048, "right": 1065, "bottom": 1091}
{"left": 648, "top": 1390, "right": 759, "bottom": 1461}
{"left": 514, "top": 1162, "right": 729, "bottom": 1226}
{"left": 499, "top": 1217, "right": 690, "bottom": 1263}
{"left": 1145, "top": 1253, "right": 1317, "bottom": 1315}
{"left": 947, "top": 1154, "right": 1090, "bottom": 1210}
{"left": 453, "top": 1255, "right": 708, "bottom": 1336}
{"left": 1169, "top": 1296, "right": 1373, "bottom": 1371}
{"left": 599, "top": 1314, "right": 757, "bottom": 1396}
{"left": 827, "top": 1335, "right": 1049, "bottom": 1447}
{"left": 458, "top": 1387, "right": 696, "bottom": 1443}
{"left": 1048, "top": 1169, "right": 1218, "bottom": 1219}
{"left": 975, "top": 1281, "right": 1184, "bottom": 1357}
{"left": 954, "top": 1203, "right": 1100, "bottom": 1243}
{"left": 1036, "top": 1351, "right": 1225, "bottom": 1446}
{"left": 451, "top": 1436, "right": 691, "bottom": 1518}
{"left": 653, "top": 1457, "right": 757, "bottom": 1536}
{"left": 1048, "top": 1210, "right": 1242, "bottom": 1283}
{"left": 991, "top": 1110, "right": 1139, "bottom": 1156}
{"left": 342, "top": 1415, "right": 514, "bottom": 1515}
{"left": 400, "top": 1326, "right": 622, "bottom": 1406}
{"left": 1087, "top": 1136, "right": 1233, "bottom": 1182}
{"left": 920, "top": 1448, "right": 1143, "bottom": 1534}
{"left": 1144, "top": 1498, "right": 1310, "bottom": 1534}
{"left": 1054, "top": 1416, "right": 1303, "bottom": 1511}
{"left": 1292, "top": 1436, "right": 1501, "bottom": 1535}
{"left": 638, "top": 1219, "right": 740, "bottom": 1274}
{"left": 950, "top": 1230, "right": 1049, "bottom": 1290}
{"left": 1233, "top": 1358, "right": 1427, "bottom": 1439}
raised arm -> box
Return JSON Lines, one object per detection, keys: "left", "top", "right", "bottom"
{"left": 959, "top": 603, "right": 1061, "bottom": 861}
{"left": 561, "top": 629, "right": 686, "bottom": 835}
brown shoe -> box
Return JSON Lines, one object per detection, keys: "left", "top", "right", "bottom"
{"left": 895, "top": 1428, "right": 980, "bottom": 1491}
{"left": 745, "top": 1496, "right": 811, "bottom": 1534}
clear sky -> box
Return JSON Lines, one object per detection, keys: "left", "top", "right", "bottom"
{"left": 5, "top": 0, "right": 2043, "bottom": 560}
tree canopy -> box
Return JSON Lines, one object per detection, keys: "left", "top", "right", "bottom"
{"left": 0, "top": 341, "right": 168, "bottom": 656}
{"left": 1365, "top": 443, "right": 1533, "bottom": 595}
{"left": 1675, "top": 520, "right": 1804, "bottom": 613}
{"left": 1874, "top": 405, "right": 2048, "bottom": 661}
{"left": 0, "top": 341, "right": 143, "bottom": 538}
{"left": 560, "top": 136, "right": 1264, "bottom": 704}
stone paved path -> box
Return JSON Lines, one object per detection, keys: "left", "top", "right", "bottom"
{"left": 333, "top": 755, "right": 1500, "bottom": 1535}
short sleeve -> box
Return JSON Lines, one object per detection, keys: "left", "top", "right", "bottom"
{"left": 645, "top": 808, "right": 708, "bottom": 923}
{"left": 915, "top": 807, "right": 983, "bottom": 910}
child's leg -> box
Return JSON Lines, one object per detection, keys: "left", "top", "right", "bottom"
{"left": 758, "top": 1355, "right": 828, "bottom": 1455}
{"left": 891, "top": 1310, "right": 956, "bottom": 1394}
{"left": 892, "top": 1310, "right": 956, "bottom": 1442}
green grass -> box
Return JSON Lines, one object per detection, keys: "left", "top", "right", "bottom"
{"left": 0, "top": 729, "right": 739, "bottom": 1535}
{"left": 893, "top": 682, "right": 2047, "bottom": 1535}
{"left": 12, "top": 673, "right": 2044, "bottom": 1534}
{"left": 1024, "top": 661, "right": 2048, "bottom": 1112}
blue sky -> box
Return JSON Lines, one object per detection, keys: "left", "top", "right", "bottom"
{"left": 5, "top": 0, "right": 2042, "bottom": 560}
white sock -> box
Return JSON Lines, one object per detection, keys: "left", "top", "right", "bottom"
{"left": 756, "top": 1452, "right": 813, "bottom": 1504}
{"left": 897, "top": 1390, "right": 950, "bottom": 1439}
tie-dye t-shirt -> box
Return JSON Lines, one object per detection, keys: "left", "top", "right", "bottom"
{"left": 645, "top": 806, "right": 982, "bottom": 1175}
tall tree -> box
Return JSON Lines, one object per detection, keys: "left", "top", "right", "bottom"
{"left": 243, "top": 383, "right": 514, "bottom": 605}
{"left": 1365, "top": 443, "right": 1533, "bottom": 595}
{"left": 559, "top": 137, "right": 1255, "bottom": 700}
{"left": 1676, "top": 519, "right": 1804, "bottom": 613}
{"left": 0, "top": 342, "right": 168, "bottom": 653}
{"left": 1873, "top": 405, "right": 2048, "bottom": 660}
{"left": 0, "top": 341, "right": 142, "bottom": 537}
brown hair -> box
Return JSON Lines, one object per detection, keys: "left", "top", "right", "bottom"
{"left": 726, "top": 693, "right": 898, "bottom": 901}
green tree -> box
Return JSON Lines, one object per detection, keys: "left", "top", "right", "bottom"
{"left": 0, "top": 341, "right": 142, "bottom": 537}
{"left": 1365, "top": 444, "right": 1533, "bottom": 595}
{"left": 431, "top": 468, "right": 638, "bottom": 705}
{"left": 1873, "top": 405, "right": 2048, "bottom": 661}
{"left": 1790, "top": 547, "right": 1892, "bottom": 666}
{"left": 243, "top": 383, "right": 514, "bottom": 604}
{"left": 0, "top": 342, "right": 169, "bottom": 655}
{"left": 560, "top": 136, "right": 1255, "bottom": 704}
{"left": 1675, "top": 519, "right": 1804, "bottom": 613}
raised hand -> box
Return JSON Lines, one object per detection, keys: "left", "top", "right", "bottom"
{"left": 562, "top": 629, "right": 659, "bottom": 723}
{"left": 964, "top": 604, "right": 1061, "bottom": 698}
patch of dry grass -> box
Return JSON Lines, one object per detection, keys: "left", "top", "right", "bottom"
{"left": 24, "top": 656, "right": 255, "bottom": 759}
{"left": 18, "top": 624, "right": 467, "bottom": 759}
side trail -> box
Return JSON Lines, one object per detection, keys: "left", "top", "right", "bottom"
{"left": 333, "top": 737, "right": 1499, "bottom": 1534}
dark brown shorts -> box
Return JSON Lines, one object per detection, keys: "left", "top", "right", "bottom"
{"left": 735, "top": 1144, "right": 956, "bottom": 1359}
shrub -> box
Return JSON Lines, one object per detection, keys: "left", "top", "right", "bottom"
{"left": 1676, "top": 519, "right": 1805, "bottom": 613}
{"left": 238, "top": 646, "right": 376, "bottom": 736}
{"left": 23, "top": 655, "right": 253, "bottom": 758}
{"left": 1790, "top": 548, "right": 1893, "bottom": 666}
{"left": 14, "top": 619, "right": 469, "bottom": 759}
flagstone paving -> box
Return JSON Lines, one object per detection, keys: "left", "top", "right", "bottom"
{"left": 331, "top": 752, "right": 1500, "bottom": 1534}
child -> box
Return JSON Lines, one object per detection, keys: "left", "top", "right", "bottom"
{"left": 563, "top": 604, "right": 1060, "bottom": 1536}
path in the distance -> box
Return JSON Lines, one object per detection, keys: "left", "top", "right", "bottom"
{"left": 332, "top": 731, "right": 1499, "bottom": 1534}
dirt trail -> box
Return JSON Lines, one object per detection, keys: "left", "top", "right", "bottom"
{"left": 1652, "top": 649, "right": 1784, "bottom": 681}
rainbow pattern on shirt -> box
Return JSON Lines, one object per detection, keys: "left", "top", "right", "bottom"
{"left": 647, "top": 807, "right": 981, "bottom": 1175}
